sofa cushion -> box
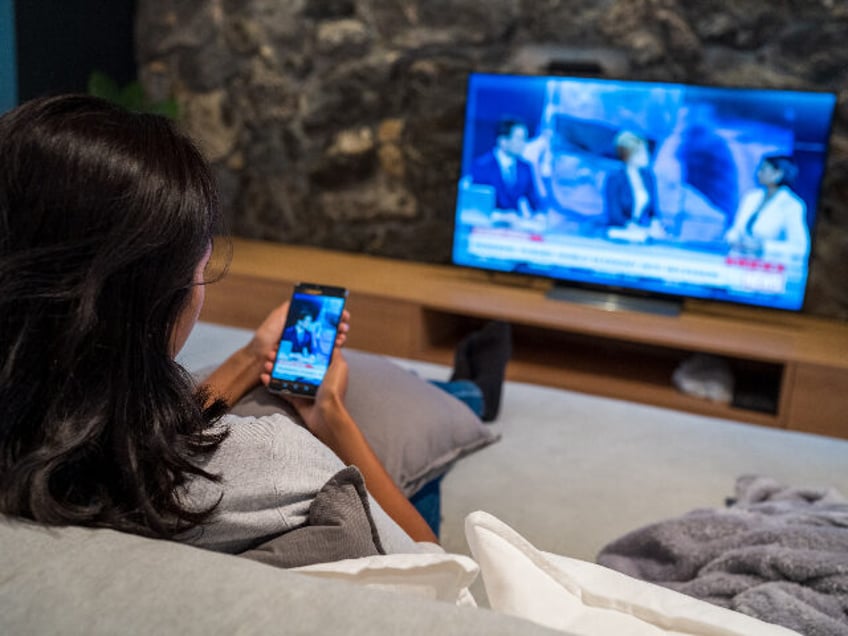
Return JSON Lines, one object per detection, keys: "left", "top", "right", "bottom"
{"left": 0, "top": 514, "right": 560, "bottom": 636}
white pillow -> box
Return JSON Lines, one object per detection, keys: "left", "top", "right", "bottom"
{"left": 464, "top": 511, "right": 797, "bottom": 635}
{"left": 293, "top": 551, "right": 479, "bottom": 607}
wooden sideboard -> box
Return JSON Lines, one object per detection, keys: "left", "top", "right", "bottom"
{"left": 200, "top": 237, "right": 848, "bottom": 440}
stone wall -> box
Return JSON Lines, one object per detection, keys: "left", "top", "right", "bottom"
{"left": 136, "top": 0, "right": 848, "bottom": 319}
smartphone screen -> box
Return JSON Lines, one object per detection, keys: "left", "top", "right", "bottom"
{"left": 267, "top": 283, "right": 348, "bottom": 398}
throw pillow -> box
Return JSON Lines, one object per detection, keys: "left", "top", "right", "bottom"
{"left": 464, "top": 511, "right": 796, "bottom": 635}
{"left": 239, "top": 466, "right": 384, "bottom": 568}
{"left": 293, "top": 550, "right": 480, "bottom": 607}
{"left": 228, "top": 349, "right": 500, "bottom": 497}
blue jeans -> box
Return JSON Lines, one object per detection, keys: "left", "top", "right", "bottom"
{"left": 428, "top": 379, "right": 484, "bottom": 418}
{"left": 408, "top": 379, "right": 484, "bottom": 537}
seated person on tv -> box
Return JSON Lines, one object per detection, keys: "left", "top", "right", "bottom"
{"left": 470, "top": 116, "right": 542, "bottom": 227}
{"left": 724, "top": 154, "right": 810, "bottom": 258}
{"left": 604, "top": 131, "right": 666, "bottom": 239}
{"left": 282, "top": 305, "right": 317, "bottom": 358}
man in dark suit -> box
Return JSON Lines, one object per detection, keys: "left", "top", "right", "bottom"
{"left": 470, "top": 117, "right": 541, "bottom": 219}
{"left": 282, "top": 307, "right": 316, "bottom": 356}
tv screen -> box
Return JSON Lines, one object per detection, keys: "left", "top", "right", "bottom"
{"left": 451, "top": 73, "right": 837, "bottom": 312}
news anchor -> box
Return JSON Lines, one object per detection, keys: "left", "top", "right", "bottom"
{"left": 470, "top": 116, "right": 541, "bottom": 222}
{"left": 725, "top": 154, "right": 810, "bottom": 258}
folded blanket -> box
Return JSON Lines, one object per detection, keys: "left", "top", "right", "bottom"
{"left": 597, "top": 475, "right": 848, "bottom": 636}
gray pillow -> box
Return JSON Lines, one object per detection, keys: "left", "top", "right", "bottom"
{"left": 239, "top": 465, "right": 385, "bottom": 568}
{"left": 228, "top": 349, "right": 500, "bottom": 497}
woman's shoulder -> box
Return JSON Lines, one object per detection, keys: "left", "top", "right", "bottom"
{"left": 742, "top": 187, "right": 764, "bottom": 202}
{"left": 181, "top": 412, "right": 346, "bottom": 553}
{"left": 777, "top": 185, "right": 805, "bottom": 207}
{"left": 213, "top": 412, "right": 344, "bottom": 471}
{"left": 759, "top": 186, "right": 803, "bottom": 218}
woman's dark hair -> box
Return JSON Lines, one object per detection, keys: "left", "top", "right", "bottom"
{"left": 762, "top": 154, "right": 799, "bottom": 187}
{"left": 0, "top": 95, "right": 229, "bottom": 538}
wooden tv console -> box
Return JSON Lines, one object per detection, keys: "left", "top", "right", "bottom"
{"left": 200, "top": 238, "right": 848, "bottom": 440}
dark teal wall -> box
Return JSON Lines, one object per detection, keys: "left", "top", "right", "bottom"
{"left": 0, "top": 0, "right": 16, "bottom": 112}
{"left": 14, "top": 0, "right": 135, "bottom": 102}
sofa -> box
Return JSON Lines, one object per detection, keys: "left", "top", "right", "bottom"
{"left": 3, "top": 502, "right": 815, "bottom": 636}
{"left": 2, "top": 503, "right": 807, "bottom": 636}
{"left": 3, "top": 321, "right": 848, "bottom": 634}
{"left": 0, "top": 513, "right": 557, "bottom": 636}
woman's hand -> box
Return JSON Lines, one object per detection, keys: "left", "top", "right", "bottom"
{"left": 244, "top": 301, "right": 290, "bottom": 368}
{"left": 728, "top": 234, "right": 764, "bottom": 258}
{"left": 197, "top": 302, "right": 348, "bottom": 408}
{"left": 738, "top": 235, "right": 764, "bottom": 256}
{"left": 258, "top": 304, "right": 352, "bottom": 441}
{"left": 278, "top": 352, "right": 351, "bottom": 447}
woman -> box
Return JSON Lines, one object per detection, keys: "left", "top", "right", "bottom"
{"left": 724, "top": 155, "right": 810, "bottom": 257}
{"left": 604, "top": 130, "right": 663, "bottom": 236}
{"left": 0, "top": 94, "right": 436, "bottom": 553}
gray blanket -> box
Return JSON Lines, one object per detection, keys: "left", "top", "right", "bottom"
{"left": 597, "top": 475, "right": 848, "bottom": 636}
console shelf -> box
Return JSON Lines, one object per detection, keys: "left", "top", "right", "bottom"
{"left": 201, "top": 238, "right": 848, "bottom": 439}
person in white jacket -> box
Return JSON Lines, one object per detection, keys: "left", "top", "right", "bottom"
{"left": 725, "top": 155, "right": 810, "bottom": 258}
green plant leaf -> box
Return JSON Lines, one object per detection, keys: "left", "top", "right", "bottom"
{"left": 119, "top": 82, "right": 147, "bottom": 112}
{"left": 87, "top": 71, "right": 121, "bottom": 103}
{"left": 150, "top": 99, "right": 180, "bottom": 120}
{"left": 86, "top": 71, "right": 180, "bottom": 120}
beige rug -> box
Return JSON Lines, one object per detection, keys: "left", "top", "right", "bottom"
{"left": 181, "top": 322, "right": 848, "bottom": 566}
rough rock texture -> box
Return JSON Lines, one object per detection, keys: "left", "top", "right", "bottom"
{"left": 136, "top": 0, "right": 848, "bottom": 319}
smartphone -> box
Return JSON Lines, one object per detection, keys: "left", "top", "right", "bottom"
{"left": 267, "top": 282, "right": 349, "bottom": 399}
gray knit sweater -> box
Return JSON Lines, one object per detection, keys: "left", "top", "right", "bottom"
{"left": 179, "top": 412, "right": 421, "bottom": 555}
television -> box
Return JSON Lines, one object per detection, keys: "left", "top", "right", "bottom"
{"left": 451, "top": 72, "right": 837, "bottom": 314}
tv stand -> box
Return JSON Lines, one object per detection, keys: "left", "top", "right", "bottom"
{"left": 201, "top": 238, "right": 848, "bottom": 440}
{"left": 546, "top": 284, "right": 682, "bottom": 316}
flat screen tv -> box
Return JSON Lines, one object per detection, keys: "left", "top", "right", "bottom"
{"left": 451, "top": 72, "right": 837, "bottom": 313}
